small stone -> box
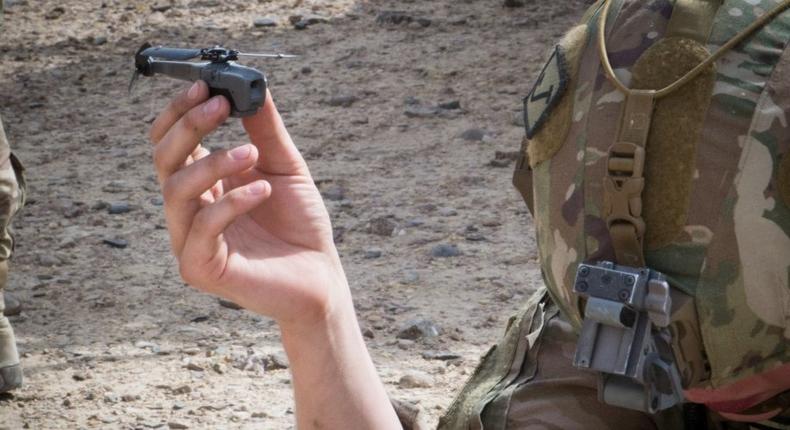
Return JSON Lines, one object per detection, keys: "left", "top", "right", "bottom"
{"left": 168, "top": 422, "right": 189, "bottom": 430}
{"left": 172, "top": 402, "right": 186, "bottom": 410}
{"left": 62, "top": 398, "right": 72, "bottom": 407}
{"left": 368, "top": 217, "right": 397, "bottom": 237}
{"left": 151, "top": 3, "right": 172, "bottom": 12}
{"left": 218, "top": 298, "right": 243, "bottom": 310}
{"left": 397, "top": 339, "right": 414, "bottom": 350}
{"left": 44, "top": 6, "right": 65, "bottom": 19}
{"left": 266, "top": 352, "right": 289, "bottom": 370}
{"left": 184, "top": 362, "right": 204, "bottom": 372}
{"left": 212, "top": 363, "right": 226, "bottom": 374}
{"left": 398, "top": 373, "right": 433, "bottom": 389}
{"left": 253, "top": 17, "right": 277, "bottom": 27}
{"left": 504, "top": 0, "right": 525, "bottom": 7}
{"left": 489, "top": 159, "right": 511, "bottom": 168}
{"left": 437, "top": 207, "right": 457, "bottom": 217}
{"left": 321, "top": 185, "right": 346, "bottom": 201}
{"left": 37, "top": 254, "right": 61, "bottom": 267}
{"left": 172, "top": 385, "right": 191, "bottom": 395}
{"left": 397, "top": 319, "right": 440, "bottom": 340}
{"left": 92, "top": 35, "right": 108, "bottom": 45}
{"left": 421, "top": 351, "right": 462, "bottom": 361}
{"left": 363, "top": 248, "right": 383, "bottom": 259}
{"left": 512, "top": 110, "right": 526, "bottom": 127}
{"left": 108, "top": 202, "right": 131, "bottom": 214}
{"left": 400, "top": 270, "right": 420, "bottom": 285}
{"left": 72, "top": 371, "right": 91, "bottom": 381}
{"left": 376, "top": 10, "right": 413, "bottom": 25}
{"left": 301, "top": 66, "right": 313, "bottom": 74}
{"left": 121, "top": 393, "right": 140, "bottom": 402}
{"left": 438, "top": 100, "right": 461, "bottom": 110}
{"left": 325, "top": 94, "right": 358, "bottom": 108}
{"left": 430, "top": 244, "right": 460, "bottom": 258}
{"left": 102, "top": 180, "right": 131, "bottom": 193}
{"left": 459, "top": 128, "right": 489, "bottom": 142}
{"left": 103, "top": 238, "right": 128, "bottom": 249}
{"left": 104, "top": 392, "right": 120, "bottom": 404}
{"left": 150, "top": 196, "right": 164, "bottom": 206}
{"left": 495, "top": 150, "right": 521, "bottom": 161}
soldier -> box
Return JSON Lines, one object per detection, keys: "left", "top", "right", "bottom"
{"left": 0, "top": 2, "right": 28, "bottom": 394}
{"left": 148, "top": 0, "right": 790, "bottom": 428}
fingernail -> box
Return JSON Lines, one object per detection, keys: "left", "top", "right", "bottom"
{"left": 248, "top": 181, "right": 267, "bottom": 195}
{"left": 203, "top": 97, "right": 221, "bottom": 115}
{"left": 229, "top": 144, "right": 252, "bottom": 160}
{"left": 187, "top": 81, "right": 200, "bottom": 99}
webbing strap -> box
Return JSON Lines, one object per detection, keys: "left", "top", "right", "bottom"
{"left": 665, "top": 0, "right": 721, "bottom": 43}
{"left": 604, "top": 91, "right": 654, "bottom": 267}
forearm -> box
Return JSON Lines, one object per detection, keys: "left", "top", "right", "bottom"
{"left": 280, "top": 288, "right": 401, "bottom": 430}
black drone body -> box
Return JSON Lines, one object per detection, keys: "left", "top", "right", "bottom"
{"left": 133, "top": 43, "right": 293, "bottom": 117}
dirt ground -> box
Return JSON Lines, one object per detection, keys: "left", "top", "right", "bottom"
{"left": 0, "top": 0, "right": 586, "bottom": 428}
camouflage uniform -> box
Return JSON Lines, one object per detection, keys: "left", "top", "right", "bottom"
{"left": 0, "top": 2, "right": 28, "bottom": 393}
{"left": 433, "top": 0, "right": 790, "bottom": 429}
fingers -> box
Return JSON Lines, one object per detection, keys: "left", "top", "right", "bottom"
{"left": 162, "top": 144, "right": 259, "bottom": 254}
{"left": 150, "top": 81, "right": 209, "bottom": 145}
{"left": 179, "top": 180, "right": 272, "bottom": 281}
{"left": 153, "top": 95, "right": 230, "bottom": 183}
{"left": 242, "top": 90, "right": 309, "bottom": 176}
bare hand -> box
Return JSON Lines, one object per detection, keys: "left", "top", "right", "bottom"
{"left": 149, "top": 81, "right": 348, "bottom": 329}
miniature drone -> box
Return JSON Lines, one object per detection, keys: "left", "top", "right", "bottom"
{"left": 131, "top": 43, "right": 296, "bottom": 117}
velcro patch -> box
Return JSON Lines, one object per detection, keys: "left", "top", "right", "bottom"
{"left": 524, "top": 46, "right": 569, "bottom": 139}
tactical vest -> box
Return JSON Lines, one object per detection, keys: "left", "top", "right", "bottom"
{"left": 514, "top": 0, "right": 790, "bottom": 394}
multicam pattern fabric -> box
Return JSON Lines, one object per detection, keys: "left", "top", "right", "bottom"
{"left": 529, "top": 0, "right": 790, "bottom": 389}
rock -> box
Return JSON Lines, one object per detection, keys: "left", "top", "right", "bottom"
{"left": 363, "top": 248, "right": 383, "bottom": 259}
{"left": 253, "top": 17, "right": 277, "bottom": 27}
{"left": 148, "top": 11, "right": 167, "bottom": 25}
{"left": 325, "top": 94, "right": 358, "bottom": 107}
{"left": 72, "top": 371, "right": 91, "bottom": 381}
{"left": 103, "top": 238, "right": 128, "bottom": 249}
{"left": 400, "top": 270, "right": 420, "bottom": 285}
{"left": 504, "top": 0, "right": 525, "bottom": 7}
{"left": 321, "top": 184, "right": 346, "bottom": 201}
{"left": 368, "top": 217, "right": 397, "bottom": 237}
{"left": 103, "top": 392, "right": 120, "bottom": 404}
{"left": 266, "top": 352, "right": 289, "bottom": 370}
{"left": 184, "top": 362, "right": 204, "bottom": 372}
{"left": 376, "top": 10, "right": 413, "bottom": 25}
{"left": 121, "top": 393, "right": 140, "bottom": 402}
{"left": 291, "top": 14, "right": 327, "bottom": 30}
{"left": 134, "top": 341, "right": 160, "bottom": 353}
{"left": 150, "top": 196, "right": 164, "bottom": 206}
{"left": 459, "top": 128, "right": 490, "bottom": 142}
{"left": 495, "top": 150, "right": 521, "bottom": 161}
{"left": 430, "top": 244, "right": 460, "bottom": 258}
{"left": 102, "top": 180, "right": 131, "bottom": 193}
{"left": 438, "top": 100, "right": 461, "bottom": 110}
{"left": 44, "top": 6, "right": 65, "bottom": 19}
{"left": 437, "top": 207, "right": 457, "bottom": 217}
{"left": 397, "top": 319, "right": 440, "bottom": 340}
{"left": 397, "top": 339, "right": 414, "bottom": 350}
{"left": 218, "top": 298, "right": 243, "bottom": 310}
{"left": 512, "top": 110, "right": 526, "bottom": 127}
{"left": 172, "top": 385, "right": 191, "bottom": 395}
{"left": 212, "top": 363, "right": 226, "bottom": 374}
{"left": 489, "top": 159, "right": 511, "bottom": 168}
{"left": 37, "top": 254, "right": 61, "bottom": 267}
{"left": 301, "top": 66, "right": 313, "bottom": 74}
{"left": 92, "top": 35, "right": 108, "bottom": 46}
{"left": 398, "top": 372, "right": 433, "bottom": 388}
{"left": 108, "top": 202, "right": 131, "bottom": 214}
{"left": 150, "top": 3, "right": 172, "bottom": 12}
{"left": 421, "top": 351, "right": 462, "bottom": 360}
{"left": 168, "top": 422, "right": 189, "bottom": 429}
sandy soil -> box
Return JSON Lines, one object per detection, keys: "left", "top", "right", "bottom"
{"left": 0, "top": 0, "right": 586, "bottom": 428}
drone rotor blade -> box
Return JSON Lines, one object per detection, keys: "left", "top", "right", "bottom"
{"left": 237, "top": 52, "right": 299, "bottom": 59}
{"left": 141, "top": 46, "right": 203, "bottom": 61}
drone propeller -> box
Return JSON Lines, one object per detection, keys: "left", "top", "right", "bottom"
{"left": 237, "top": 52, "right": 299, "bottom": 59}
